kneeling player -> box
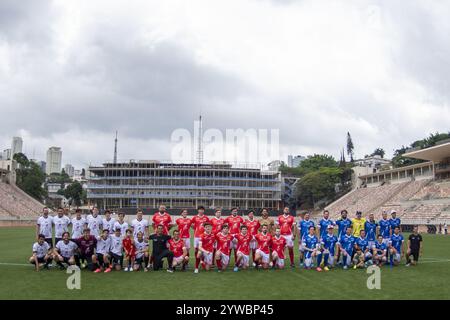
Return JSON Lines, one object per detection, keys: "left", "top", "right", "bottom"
{"left": 373, "top": 235, "right": 387, "bottom": 266}
{"left": 134, "top": 231, "right": 149, "bottom": 271}
{"left": 318, "top": 225, "right": 338, "bottom": 271}
{"left": 168, "top": 230, "right": 188, "bottom": 271}
{"left": 30, "top": 234, "right": 53, "bottom": 271}
{"left": 93, "top": 229, "right": 112, "bottom": 273}
{"left": 337, "top": 227, "right": 356, "bottom": 270}
{"left": 271, "top": 227, "right": 287, "bottom": 269}
{"left": 54, "top": 232, "right": 78, "bottom": 269}
{"left": 215, "top": 224, "right": 233, "bottom": 272}
{"left": 110, "top": 228, "right": 124, "bottom": 271}
{"left": 233, "top": 225, "right": 252, "bottom": 272}
{"left": 389, "top": 226, "right": 404, "bottom": 266}
{"left": 254, "top": 224, "right": 272, "bottom": 270}
{"left": 303, "top": 226, "right": 320, "bottom": 271}
{"left": 195, "top": 223, "right": 215, "bottom": 273}
{"left": 354, "top": 230, "right": 373, "bottom": 269}
{"left": 123, "top": 229, "right": 136, "bottom": 272}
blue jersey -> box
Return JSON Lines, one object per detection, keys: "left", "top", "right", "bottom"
{"left": 355, "top": 236, "right": 370, "bottom": 252}
{"left": 364, "top": 220, "right": 378, "bottom": 241}
{"left": 390, "top": 233, "right": 404, "bottom": 252}
{"left": 374, "top": 241, "right": 387, "bottom": 254}
{"left": 339, "top": 234, "right": 356, "bottom": 255}
{"left": 389, "top": 218, "right": 401, "bottom": 231}
{"left": 299, "top": 219, "right": 315, "bottom": 239}
{"left": 336, "top": 218, "right": 352, "bottom": 239}
{"left": 304, "top": 234, "right": 319, "bottom": 258}
{"left": 379, "top": 219, "right": 390, "bottom": 238}
{"left": 318, "top": 218, "right": 334, "bottom": 239}
{"left": 322, "top": 233, "right": 338, "bottom": 255}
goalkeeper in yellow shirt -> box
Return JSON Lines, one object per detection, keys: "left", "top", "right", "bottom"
{"left": 352, "top": 211, "right": 366, "bottom": 237}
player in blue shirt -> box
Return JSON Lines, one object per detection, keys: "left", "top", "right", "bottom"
{"left": 389, "top": 226, "right": 404, "bottom": 266}
{"left": 378, "top": 212, "right": 391, "bottom": 244}
{"left": 372, "top": 235, "right": 387, "bottom": 266}
{"left": 317, "top": 210, "right": 334, "bottom": 240}
{"left": 303, "top": 226, "right": 320, "bottom": 271}
{"left": 337, "top": 226, "right": 355, "bottom": 270}
{"left": 354, "top": 229, "right": 372, "bottom": 268}
{"left": 389, "top": 210, "right": 401, "bottom": 236}
{"left": 317, "top": 225, "right": 338, "bottom": 271}
{"left": 335, "top": 210, "right": 352, "bottom": 266}
{"left": 364, "top": 213, "right": 378, "bottom": 249}
{"left": 298, "top": 213, "right": 315, "bottom": 267}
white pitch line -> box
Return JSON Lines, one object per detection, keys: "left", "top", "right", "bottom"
{"left": 419, "top": 259, "right": 450, "bottom": 264}
{"left": 0, "top": 262, "right": 30, "bottom": 266}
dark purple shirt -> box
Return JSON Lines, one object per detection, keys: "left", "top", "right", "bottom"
{"left": 76, "top": 235, "right": 97, "bottom": 256}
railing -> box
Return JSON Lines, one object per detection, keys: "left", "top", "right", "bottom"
{"left": 86, "top": 193, "right": 281, "bottom": 200}
{"left": 88, "top": 176, "right": 280, "bottom": 182}
{"left": 87, "top": 184, "right": 280, "bottom": 191}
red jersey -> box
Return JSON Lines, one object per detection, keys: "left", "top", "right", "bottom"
{"left": 225, "top": 215, "right": 244, "bottom": 235}
{"left": 200, "top": 232, "right": 215, "bottom": 253}
{"left": 271, "top": 235, "right": 287, "bottom": 259}
{"left": 235, "top": 233, "right": 252, "bottom": 255}
{"left": 215, "top": 232, "right": 233, "bottom": 256}
{"left": 191, "top": 215, "right": 210, "bottom": 238}
{"left": 122, "top": 237, "right": 136, "bottom": 256}
{"left": 168, "top": 239, "right": 185, "bottom": 258}
{"left": 277, "top": 214, "right": 295, "bottom": 236}
{"left": 211, "top": 217, "right": 225, "bottom": 234}
{"left": 175, "top": 217, "right": 192, "bottom": 239}
{"left": 244, "top": 219, "right": 261, "bottom": 236}
{"left": 255, "top": 232, "right": 272, "bottom": 254}
{"left": 152, "top": 212, "right": 172, "bottom": 235}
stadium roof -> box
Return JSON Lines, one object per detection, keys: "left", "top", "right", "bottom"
{"left": 403, "top": 142, "right": 450, "bottom": 163}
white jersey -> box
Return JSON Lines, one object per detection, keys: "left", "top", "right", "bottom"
{"left": 71, "top": 217, "right": 87, "bottom": 239}
{"left": 114, "top": 221, "right": 129, "bottom": 237}
{"left": 37, "top": 216, "right": 53, "bottom": 238}
{"left": 102, "top": 217, "right": 116, "bottom": 233}
{"left": 131, "top": 218, "right": 149, "bottom": 237}
{"left": 96, "top": 236, "right": 112, "bottom": 255}
{"left": 110, "top": 234, "right": 123, "bottom": 256}
{"left": 53, "top": 215, "right": 71, "bottom": 238}
{"left": 87, "top": 214, "right": 103, "bottom": 237}
{"left": 55, "top": 240, "right": 78, "bottom": 258}
{"left": 134, "top": 239, "right": 149, "bottom": 259}
{"left": 33, "top": 242, "right": 50, "bottom": 258}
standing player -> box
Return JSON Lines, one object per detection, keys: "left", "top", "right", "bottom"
{"left": 87, "top": 207, "right": 103, "bottom": 238}
{"left": 30, "top": 234, "right": 53, "bottom": 271}
{"left": 335, "top": 210, "right": 352, "bottom": 265}
{"left": 54, "top": 232, "right": 78, "bottom": 269}
{"left": 122, "top": 229, "right": 136, "bottom": 272}
{"left": 276, "top": 207, "right": 296, "bottom": 267}
{"left": 53, "top": 207, "right": 71, "bottom": 245}
{"left": 210, "top": 209, "right": 225, "bottom": 266}
{"left": 389, "top": 226, "right": 404, "bottom": 266}
{"left": 318, "top": 225, "right": 338, "bottom": 271}
{"left": 379, "top": 212, "right": 391, "bottom": 245}
{"left": 110, "top": 228, "right": 124, "bottom": 271}
{"left": 75, "top": 228, "right": 97, "bottom": 270}
{"left": 351, "top": 211, "right": 366, "bottom": 237}
{"left": 254, "top": 224, "right": 272, "bottom": 270}
{"left": 244, "top": 210, "right": 260, "bottom": 265}
{"left": 102, "top": 210, "right": 116, "bottom": 234}
{"left": 168, "top": 230, "right": 188, "bottom": 271}
{"left": 195, "top": 222, "right": 215, "bottom": 273}
{"left": 298, "top": 212, "right": 315, "bottom": 267}
{"left": 134, "top": 231, "right": 150, "bottom": 272}
{"left": 259, "top": 208, "right": 275, "bottom": 234}
{"left": 373, "top": 235, "right": 388, "bottom": 266}
{"left": 175, "top": 209, "right": 192, "bottom": 265}
{"left": 36, "top": 207, "right": 53, "bottom": 248}
{"left": 364, "top": 213, "right": 378, "bottom": 249}
{"left": 271, "top": 226, "right": 287, "bottom": 269}
{"left": 152, "top": 205, "right": 173, "bottom": 235}
{"left": 303, "top": 226, "right": 320, "bottom": 271}
{"left": 225, "top": 208, "right": 244, "bottom": 262}
{"left": 113, "top": 212, "right": 129, "bottom": 237}
{"left": 71, "top": 209, "right": 87, "bottom": 240}
{"left": 93, "top": 229, "right": 112, "bottom": 273}
{"left": 131, "top": 209, "right": 149, "bottom": 239}
{"left": 192, "top": 206, "right": 210, "bottom": 272}
{"left": 405, "top": 225, "right": 423, "bottom": 267}
{"left": 233, "top": 225, "right": 252, "bottom": 272}
{"left": 389, "top": 210, "right": 401, "bottom": 236}
{"left": 337, "top": 226, "right": 356, "bottom": 270}
{"left": 317, "top": 210, "right": 334, "bottom": 240}
{"left": 215, "top": 224, "right": 233, "bottom": 272}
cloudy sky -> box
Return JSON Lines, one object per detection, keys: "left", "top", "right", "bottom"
{"left": 1, "top": 0, "right": 449, "bottom": 169}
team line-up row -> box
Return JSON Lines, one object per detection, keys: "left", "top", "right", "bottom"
{"left": 31, "top": 206, "right": 423, "bottom": 273}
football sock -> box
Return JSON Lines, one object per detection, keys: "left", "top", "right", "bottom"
{"left": 317, "top": 253, "right": 323, "bottom": 266}
{"left": 324, "top": 253, "right": 329, "bottom": 267}
{"left": 288, "top": 248, "right": 294, "bottom": 265}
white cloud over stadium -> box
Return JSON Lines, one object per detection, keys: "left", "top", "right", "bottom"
{"left": 1, "top": 0, "right": 449, "bottom": 168}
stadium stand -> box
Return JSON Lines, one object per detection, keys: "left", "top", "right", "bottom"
{"left": 0, "top": 181, "right": 44, "bottom": 219}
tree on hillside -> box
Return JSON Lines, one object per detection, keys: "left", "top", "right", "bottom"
{"left": 346, "top": 132, "right": 354, "bottom": 162}
{"left": 280, "top": 154, "right": 338, "bottom": 177}
{"left": 47, "top": 171, "right": 72, "bottom": 184}
{"left": 13, "top": 153, "right": 47, "bottom": 200}
{"left": 62, "top": 181, "right": 84, "bottom": 206}
{"left": 371, "top": 148, "right": 385, "bottom": 158}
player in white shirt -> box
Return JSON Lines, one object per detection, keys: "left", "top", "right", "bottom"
{"left": 53, "top": 207, "right": 71, "bottom": 244}
{"left": 29, "top": 234, "right": 53, "bottom": 271}
{"left": 110, "top": 228, "right": 124, "bottom": 271}
{"left": 102, "top": 210, "right": 116, "bottom": 233}
{"left": 113, "top": 212, "right": 129, "bottom": 237}
{"left": 36, "top": 207, "right": 54, "bottom": 248}
{"left": 131, "top": 210, "right": 149, "bottom": 239}
{"left": 133, "top": 231, "right": 149, "bottom": 271}
{"left": 87, "top": 207, "right": 103, "bottom": 237}
{"left": 93, "top": 229, "right": 113, "bottom": 273}
{"left": 54, "top": 232, "right": 78, "bottom": 269}
{"left": 71, "top": 208, "right": 87, "bottom": 239}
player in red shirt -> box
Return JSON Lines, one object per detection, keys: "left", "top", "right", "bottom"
{"left": 168, "top": 230, "right": 189, "bottom": 271}
{"left": 152, "top": 205, "right": 173, "bottom": 235}
{"left": 244, "top": 210, "right": 260, "bottom": 265}
{"left": 122, "top": 229, "right": 136, "bottom": 272}
{"left": 271, "top": 226, "right": 287, "bottom": 269}
{"left": 175, "top": 209, "right": 192, "bottom": 260}
{"left": 196, "top": 222, "right": 215, "bottom": 273}
{"left": 210, "top": 209, "right": 225, "bottom": 266}
{"left": 277, "top": 207, "right": 296, "bottom": 267}
{"left": 233, "top": 225, "right": 253, "bottom": 271}
{"left": 191, "top": 206, "right": 210, "bottom": 271}
{"left": 215, "top": 224, "right": 233, "bottom": 272}
{"left": 255, "top": 224, "right": 272, "bottom": 269}
{"left": 225, "top": 208, "right": 244, "bottom": 262}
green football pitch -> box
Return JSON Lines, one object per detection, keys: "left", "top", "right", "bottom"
{"left": 0, "top": 226, "right": 449, "bottom": 300}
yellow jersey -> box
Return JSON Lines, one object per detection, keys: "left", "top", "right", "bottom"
{"left": 352, "top": 217, "right": 366, "bottom": 237}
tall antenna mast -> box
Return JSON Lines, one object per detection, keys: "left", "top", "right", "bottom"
{"left": 197, "top": 114, "right": 203, "bottom": 164}
{"left": 113, "top": 131, "right": 118, "bottom": 164}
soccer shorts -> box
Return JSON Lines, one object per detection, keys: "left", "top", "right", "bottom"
{"left": 202, "top": 251, "right": 213, "bottom": 265}
{"left": 256, "top": 249, "right": 270, "bottom": 264}
{"left": 134, "top": 257, "right": 144, "bottom": 266}
{"left": 111, "top": 253, "right": 123, "bottom": 266}
{"left": 96, "top": 253, "right": 109, "bottom": 265}
{"left": 375, "top": 254, "right": 386, "bottom": 262}
{"left": 342, "top": 252, "right": 352, "bottom": 266}
{"left": 31, "top": 257, "right": 46, "bottom": 264}
{"left": 249, "top": 239, "right": 257, "bottom": 250}
{"left": 365, "top": 252, "right": 373, "bottom": 260}
{"left": 219, "top": 252, "right": 230, "bottom": 266}
{"left": 230, "top": 236, "right": 238, "bottom": 250}
{"left": 282, "top": 234, "right": 294, "bottom": 247}
{"left": 327, "top": 254, "right": 335, "bottom": 266}
{"left": 194, "top": 237, "right": 201, "bottom": 249}
{"left": 182, "top": 238, "right": 191, "bottom": 250}
{"left": 304, "top": 256, "right": 314, "bottom": 268}
{"left": 409, "top": 250, "right": 419, "bottom": 262}
{"left": 393, "top": 253, "right": 401, "bottom": 262}
{"left": 382, "top": 238, "right": 390, "bottom": 245}
{"left": 272, "top": 252, "right": 285, "bottom": 267}
{"left": 237, "top": 251, "right": 249, "bottom": 267}
{"left": 173, "top": 256, "right": 185, "bottom": 265}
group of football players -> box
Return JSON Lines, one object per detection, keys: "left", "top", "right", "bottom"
{"left": 30, "top": 204, "right": 423, "bottom": 273}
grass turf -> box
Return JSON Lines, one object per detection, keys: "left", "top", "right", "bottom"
{"left": 0, "top": 226, "right": 449, "bottom": 300}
